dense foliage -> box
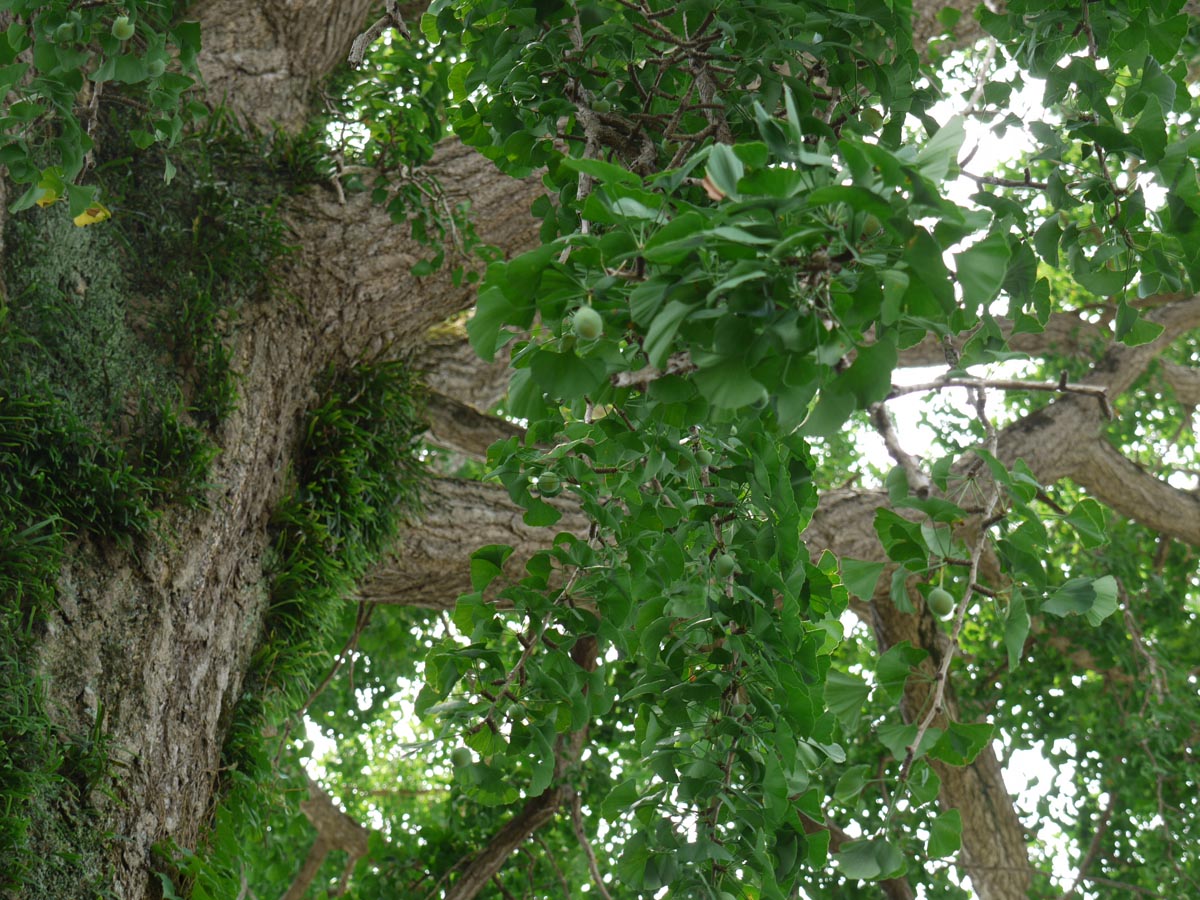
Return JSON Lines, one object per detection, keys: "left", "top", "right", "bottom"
{"left": 2, "top": 1, "right": 1199, "bottom": 899}
{"left": 319, "top": 2, "right": 1198, "bottom": 897}
{"left": 443, "top": 0, "right": 1196, "bottom": 894}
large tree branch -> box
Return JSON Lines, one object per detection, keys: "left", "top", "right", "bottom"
{"left": 424, "top": 391, "right": 524, "bottom": 459}
{"left": 415, "top": 321, "right": 514, "bottom": 416}
{"left": 359, "top": 479, "right": 588, "bottom": 609}
{"left": 894, "top": 292, "right": 1195, "bottom": 371}
{"left": 1161, "top": 361, "right": 1200, "bottom": 407}
{"left": 284, "top": 140, "right": 542, "bottom": 362}
{"left": 1088, "top": 295, "right": 1200, "bottom": 397}
{"left": 194, "top": 0, "right": 376, "bottom": 131}
{"left": 1072, "top": 440, "right": 1200, "bottom": 546}
{"left": 280, "top": 777, "right": 371, "bottom": 900}
{"left": 442, "top": 788, "right": 566, "bottom": 900}
{"left": 896, "top": 310, "right": 1106, "bottom": 368}
{"left": 442, "top": 635, "right": 598, "bottom": 900}
{"left": 799, "top": 814, "right": 916, "bottom": 900}
{"left": 806, "top": 499, "right": 1034, "bottom": 900}
{"left": 995, "top": 295, "right": 1200, "bottom": 541}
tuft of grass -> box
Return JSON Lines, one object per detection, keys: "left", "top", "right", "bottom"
{"left": 0, "top": 108, "right": 322, "bottom": 898}
{"left": 158, "top": 359, "right": 427, "bottom": 898}
{"left": 228, "top": 359, "right": 427, "bottom": 773}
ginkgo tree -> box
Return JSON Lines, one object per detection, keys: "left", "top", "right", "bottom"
{"left": 2, "top": 2, "right": 1198, "bottom": 900}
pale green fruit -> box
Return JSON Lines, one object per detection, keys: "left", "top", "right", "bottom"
{"left": 572, "top": 306, "right": 603, "bottom": 340}
{"left": 715, "top": 553, "right": 736, "bottom": 578}
{"left": 112, "top": 16, "right": 135, "bottom": 40}
{"left": 537, "top": 471, "right": 561, "bottom": 496}
{"left": 451, "top": 747, "right": 473, "bottom": 767}
{"left": 927, "top": 586, "right": 955, "bottom": 618}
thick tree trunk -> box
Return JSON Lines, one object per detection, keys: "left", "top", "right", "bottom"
{"left": 28, "top": 8, "right": 543, "bottom": 897}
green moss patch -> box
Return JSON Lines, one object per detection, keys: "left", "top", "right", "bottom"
{"left": 0, "top": 112, "right": 317, "bottom": 897}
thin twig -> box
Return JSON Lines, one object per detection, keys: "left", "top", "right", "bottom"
{"left": 1119, "top": 579, "right": 1166, "bottom": 705}
{"left": 887, "top": 376, "right": 1113, "bottom": 419}
{"left": 611, "top": 352, "right": 697, "bottom": 388}
{"left": 869, "top": 403, "right": 931, "bottom": 495}
{"left": 898, "top": 389, "right": 1002, "bottom": 786}
{"left": 1061, "top": 790, "right": 1117, "bottom": 900}
{"left": 962, "top": 37, "right": 999, "bottom": 117}
{"left": 349, "top": 0, "right": 410, "bottom": 67}
{"left": 532, "top": 835, "right": 571, "bottom": 897}
{"left": 962, "top": 170, "right": 1049, "bottom": 190}
{"left": 570, "top": 791, "right": 614, "bottom": 900}
{"left": 490, "top": 875, "right": 517, "bottom": 900}
{"left": 274, "top": 602, "right": 375, "bottom": 764}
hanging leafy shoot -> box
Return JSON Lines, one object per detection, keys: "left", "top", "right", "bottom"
{"left": 0, "top": 1, "right": 203, "bottom": 217}
{"left": 376, "top": 1, "right": 1199, "bottom": 897}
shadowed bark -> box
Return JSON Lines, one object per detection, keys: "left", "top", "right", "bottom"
{"left": 358, "top": 479, "right": 588, "bottom": 610}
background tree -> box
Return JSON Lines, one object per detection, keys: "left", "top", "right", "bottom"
{"left": 0, "top": 2, "right": 1197, "bottom": 900}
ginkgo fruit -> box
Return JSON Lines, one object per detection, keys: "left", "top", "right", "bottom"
{"left": 715, "top": 553, "right": 736, "bottom": 578}
{"left": 927, "top": 586, "right": 955, "bottom": 618}
{"left": 112, "top": 16, "right": 134, "bottom": 40}
{"left": 537, "top": 472, "right": 561, "bottom": 496}
{"left": 572, "top": 306, "right": 603, "bottom": 340}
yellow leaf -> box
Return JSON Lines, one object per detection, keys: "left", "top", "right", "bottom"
{"left": 73, "top": 203, "right": 111, "bottom": 226}
{"left": 36, "top": 190, "right": 61, "bottom": 208}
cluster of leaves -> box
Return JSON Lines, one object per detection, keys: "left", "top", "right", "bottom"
{"left": 5, "top": 0, "right": 1195, "bottom": 896}
{"left": 1, "top": 0, "right": 203, "bottom": 217}
{"left": 386, "top": 0, "right": 1199, "bottom": 896}
{"left": 320, "top": 26, "right": 488, "bottom": 279}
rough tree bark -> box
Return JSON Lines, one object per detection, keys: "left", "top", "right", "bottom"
{"left": 24, "top": 3, "right": 1200, "bottom": 900}
{"left": 32, "top": 5, "right": 543, "bottom": 898}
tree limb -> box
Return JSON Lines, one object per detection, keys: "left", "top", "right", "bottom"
{"left": 286, "top": 140, "right": 543, "bottom": 364}
{"left": 1071, "top": 439, "right": 1200, "bottom": 546}
{"left": 569, "top": 790, "right": 614, "bottom": 900}
{"left": 893, "top": 311, "right": 1106, "bottom": 368}
{"left": 424, "top": 391, "right": 524, "bottom": 460}
{"left": 1160, "top": 361, "right": 1200, "bottom": 407}
{"left": 1061, "top": 790, "right": 1117, "bottom": 900}
{"left": 441, "top": 787, "right": 566, "bottom": 900}
{"left": 279, "top": 777, "right": 371, "bottom": 900}
{"left": 416, "top": 325, "right": 515, "bottom": 415}
{"left": 886, "top": 375, "right": 1112, "bottom": 418}
{"left": 359, "top": 478, "right": 588, "bottom": 609}
{"left": 441, "top": 636, "right": 598, "bottom": 900}
{"left": 799, "top": 814, "right": 916, "bottom": 900}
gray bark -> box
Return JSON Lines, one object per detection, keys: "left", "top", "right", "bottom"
{"left": 32, "top": 8, "right": 545, "bottom": 898}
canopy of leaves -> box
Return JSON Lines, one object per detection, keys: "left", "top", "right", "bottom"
{"left": 246, "top": 1, "right": 1200, "bottom": 898}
